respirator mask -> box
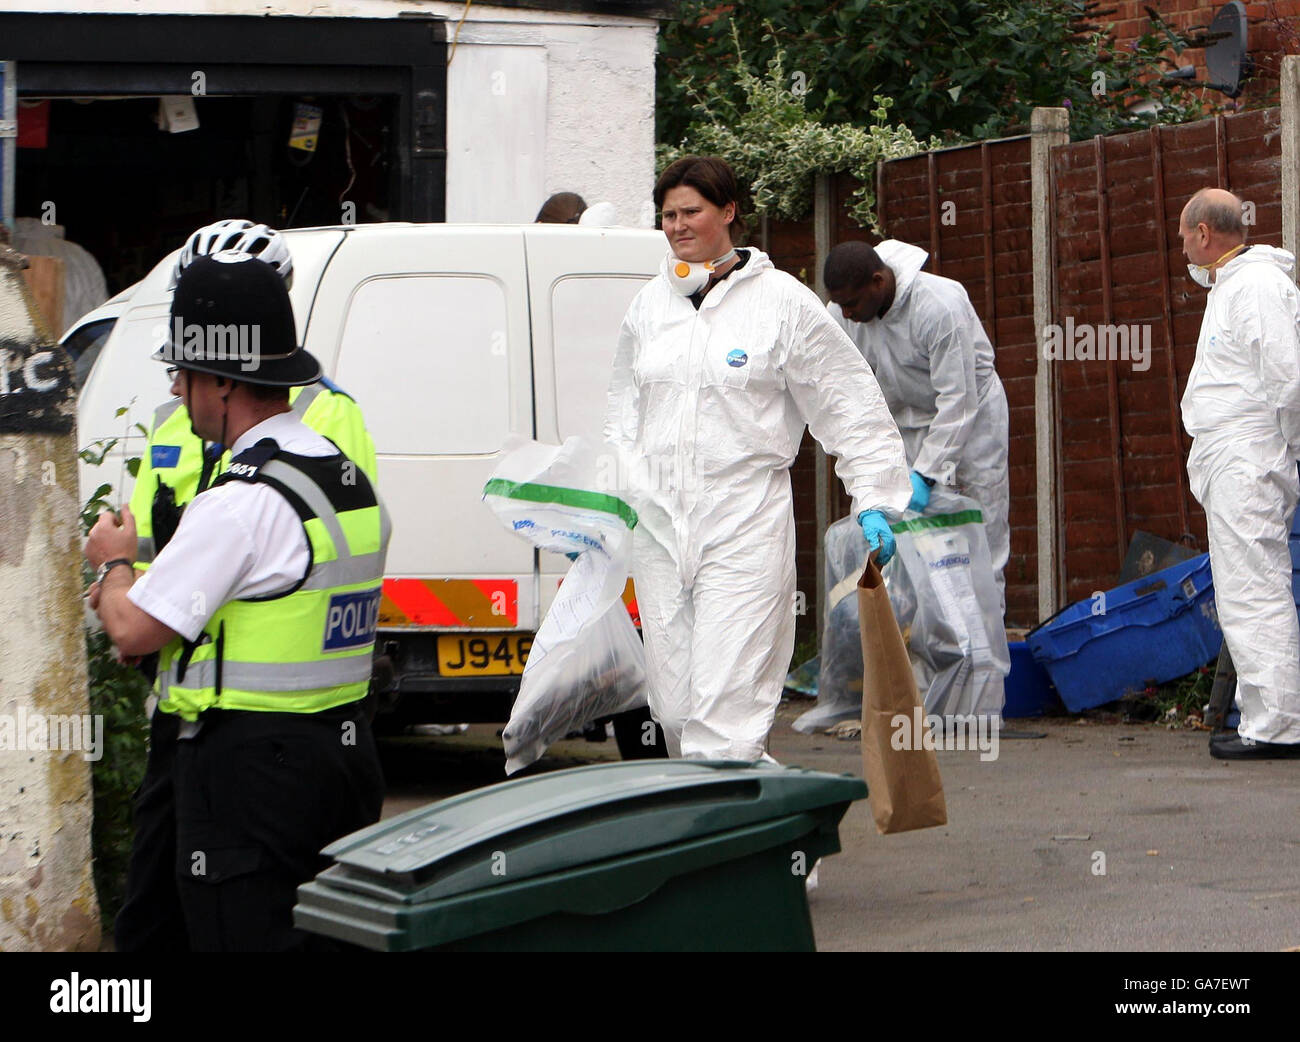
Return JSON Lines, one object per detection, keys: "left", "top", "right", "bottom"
{"left": 1187, "top": 244, "right": 1247, "bottom": 289}
{"left": 666, "top": 248, "right": 738, "bottom": 296}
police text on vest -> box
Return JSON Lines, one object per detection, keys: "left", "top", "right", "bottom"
{"left": 323, "top": 588, "right": 382, "bottom": 651}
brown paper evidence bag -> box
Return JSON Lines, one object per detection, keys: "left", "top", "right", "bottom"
{"left": 857, "top": 554, "right": 948, "bottom": 834}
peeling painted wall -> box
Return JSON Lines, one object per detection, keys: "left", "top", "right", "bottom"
{"left": 534, "top": 23, "right": 658, "bottom": 228}
{"left": 0, "top": 235, "right": 101, "bottom": 952}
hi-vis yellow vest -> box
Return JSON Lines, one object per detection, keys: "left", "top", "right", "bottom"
{"left": 133, "top": 380, "right": 378, "bottom": 566}
{"left": 156, "top": 438, "right": 390, "bottom": 721}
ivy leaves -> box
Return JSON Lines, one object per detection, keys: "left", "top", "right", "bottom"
{"left": 657, "top": 2, "right": 1213, "bottom": 229}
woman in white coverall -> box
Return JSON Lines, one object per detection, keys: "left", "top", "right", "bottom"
{"left": 604, "top": 156, "right": 912, "bottom": 760}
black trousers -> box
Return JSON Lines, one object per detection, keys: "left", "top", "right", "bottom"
{"left": 116, "top": 701, "right": 384, "bottom": 953}
{"left": 114, "top": 709, "right": 187, "bottom": 951}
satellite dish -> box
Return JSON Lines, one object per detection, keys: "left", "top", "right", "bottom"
{"left": 1205, "top": 1, "right": 1251, "bottom": 98}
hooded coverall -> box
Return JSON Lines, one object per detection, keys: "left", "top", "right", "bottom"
{"left": 605, "top": 248, "right": 912, "bottom": 760}
{"left": 828, "top": 240, "right": 1010, "bottom": 613}
{"left": 1182, "top": 244, "right": 1300, "bottom": 744}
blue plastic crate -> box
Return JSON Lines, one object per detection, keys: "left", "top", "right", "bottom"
{"left": 1005, "top": 642, "right": 1060, "bottom": 718}
{"left": 1027, "top": 554, "right": 1222, "bottom": 713}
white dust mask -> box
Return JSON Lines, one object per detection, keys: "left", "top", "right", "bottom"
{"left": 666, "top": 248, "right": 737, "bottom": 296}
{"left": 1187, "top": 244, "right": 1247, "bottom": 289}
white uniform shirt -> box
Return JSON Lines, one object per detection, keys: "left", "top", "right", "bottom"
{"left": 129, "top": 411, "right": 336, "bottom": 642}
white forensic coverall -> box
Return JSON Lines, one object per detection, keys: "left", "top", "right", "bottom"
{"left": 1181, "top": 244, "right": 1300, "bottom": 744}
{"left": 605, "top": 248, "right": 912, "bottom": 760}
{"left": 828, "top": 240, "right": 1010, "bottom": 611}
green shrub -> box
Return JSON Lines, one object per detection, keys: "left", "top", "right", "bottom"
{"left": 80, "top": 427, "right": 150, "bottom": 931}
{"left": 659, "top": 28, "right": 939, "bottom": 231}
{"left": 659, "top": 1, "right": 1213, "bottom": 150}
{"left": 85, "top": 630, "right": 150, "bottom": 930}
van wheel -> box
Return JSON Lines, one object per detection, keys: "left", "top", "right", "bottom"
{"left": 612, "top": 705, "right": 669, "bottom": 760}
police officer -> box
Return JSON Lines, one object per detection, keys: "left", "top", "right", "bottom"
{"left": 85, "top": 253, "right": 389, "bottom": 951}
{"left": 113, "top": 224, "right": 379, "bottom": 952}
{"left": 132, "top": 220, "right": 377, "bottom": 570}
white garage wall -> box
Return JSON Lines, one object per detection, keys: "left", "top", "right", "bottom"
{"left": 446, "top": 18, "right": 658, "bottom": 227}
{"left": 446, "top": 43, "right": 548, "bottom": 223}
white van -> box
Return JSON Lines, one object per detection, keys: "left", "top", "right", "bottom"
{"left": 72, "top": 223, "right": 665, "bottom": 731}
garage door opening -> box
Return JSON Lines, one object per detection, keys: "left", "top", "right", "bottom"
{"left": 16, "top": 93, "right": 399, "bottom": 299}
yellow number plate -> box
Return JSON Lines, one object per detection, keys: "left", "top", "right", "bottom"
{"left": 436, "top": 634, "right": 533, "bottom": 677}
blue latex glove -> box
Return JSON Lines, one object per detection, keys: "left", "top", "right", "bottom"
{"left": 907, "top": 471, "right": 932, "bottom": 514}
{"left": 858, "top": 510, "right": 896, "bottom": 566}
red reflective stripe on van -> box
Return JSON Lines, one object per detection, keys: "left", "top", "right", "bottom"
{"left": 381, "top": 579, "right": 458, "bottom": 627}
{"left": 471, "top": 579, "right": 518, "bottom": 625}
{"left": 379, "top": 579, "right": 519, "bottom": 628}
{"left": 622, "top": 579, "right": 640, "bottom": 627}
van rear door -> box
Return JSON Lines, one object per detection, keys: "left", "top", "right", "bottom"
{"left": 308, "top": 225, "right": 537, "bottom": 634}
{"left": 524, "top": 225, "right": 664, "bottom": 618}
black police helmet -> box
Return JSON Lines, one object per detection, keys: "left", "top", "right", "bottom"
{"left": 153, "top": 252, "right": 321, "bottom": 386}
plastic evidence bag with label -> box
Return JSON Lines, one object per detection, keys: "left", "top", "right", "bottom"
{"left": 887, "top": 488, "right": 1008, "bottom": 719}
{"left": 794, "top": 489, "right": 1007, "bottom": 731}
{"left": 484, "top": 434, "right": 646, "bottom": 773}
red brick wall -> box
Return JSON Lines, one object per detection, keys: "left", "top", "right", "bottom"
{"left": 1109, "top": 1, "right": 1300, "bottom": 109}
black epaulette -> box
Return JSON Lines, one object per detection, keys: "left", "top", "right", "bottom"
{"left": 211, "top": 438, "right": 281, "bottom": 486}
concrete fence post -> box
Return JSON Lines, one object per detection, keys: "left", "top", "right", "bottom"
{"left": 1282, "top": 55, "right": 1300, "bottom": 278}
{"left": 1032, "top": 107, "right": 1069, "bottom": 622}
{"left": 0, "top": 228, "right": 101, "bottom": 950}
{"left": 813, "top": 173, "right": 833, "bottom": 646}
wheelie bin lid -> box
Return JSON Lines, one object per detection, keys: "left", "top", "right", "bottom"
{"left": 311, "top": 759, "right": 866, "bottom": 905}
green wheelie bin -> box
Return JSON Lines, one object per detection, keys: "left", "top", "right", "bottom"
{"left": 294, "top": 759, "right": 866, "bottom": 952}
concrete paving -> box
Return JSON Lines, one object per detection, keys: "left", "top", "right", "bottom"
{"left": 376, "top": 705, "right": 1300, "bottom": 952}
{"left": 779, "top": 707, "right": 1300, "bottom": 953}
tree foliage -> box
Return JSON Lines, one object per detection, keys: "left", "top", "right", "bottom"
{"left": 657, "top": 0, "right": 1213, "bottom": 148}
{"left": 86, "top": 628, "right": 150, "bottom": 930}
{"left": 659, "top": 32, "right": 938, "bottom": 228}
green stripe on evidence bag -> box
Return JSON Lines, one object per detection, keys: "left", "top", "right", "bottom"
{"left": 483, "top": 479, "right": 639, "bottom": 529}
{"left": 890, "top": 509, "right": 984, "bottom": 535}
